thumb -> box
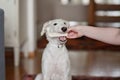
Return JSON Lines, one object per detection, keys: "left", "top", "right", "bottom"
{"left": 67, "top": 27, "right": 76, "bottom": 32}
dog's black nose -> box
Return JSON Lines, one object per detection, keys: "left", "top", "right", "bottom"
{"left": 61, "top": 27, "right": 67, "bottom": 32}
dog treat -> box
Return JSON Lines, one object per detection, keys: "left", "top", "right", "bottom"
{"left": 37, "top": 19, "right": 71, "bottom": 80}
{"left": 48, "top": 33, "right": 67, "bottom": 37}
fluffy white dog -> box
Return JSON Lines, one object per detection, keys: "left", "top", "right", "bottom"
{"left": 35, "top": 19, "right": 71, "bottom": 80}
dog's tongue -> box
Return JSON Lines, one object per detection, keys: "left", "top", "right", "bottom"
{"left": 59, "top": 36, "right": 66, "bottom": 41}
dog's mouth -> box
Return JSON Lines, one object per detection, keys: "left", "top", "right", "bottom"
{"left": 47, "top": 32, "right": 67, "bottom": 42}
{"left": 59, "top": 36, "right": 67, "bottom": 42}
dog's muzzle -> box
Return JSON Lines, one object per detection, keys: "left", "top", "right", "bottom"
{"left": 59, "top": 27, "right": 67, "bottom": 42}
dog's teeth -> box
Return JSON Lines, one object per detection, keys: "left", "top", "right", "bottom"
{"left": 48, "top": 33, "right": 67, "bottom": 37}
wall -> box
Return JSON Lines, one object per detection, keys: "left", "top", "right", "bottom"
{"left": 20, "top": 0, "right": 28, "bottom": 45}
{"left": 37, "top": 0, "right": 88, "bottom": 24}
{"left": 37, "top": 0, "right": 55, "bottom": 24}
{"left": 54, "top": 4, "right": 88, "bottom": 22}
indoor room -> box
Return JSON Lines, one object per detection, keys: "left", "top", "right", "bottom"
{"left": 0, "top": 0, "right": 120, "bottom": 80}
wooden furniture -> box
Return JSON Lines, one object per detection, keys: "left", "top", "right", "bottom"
{"left": 38, "top": 36, "right": 120, "bottom": 51}
{"left": 0, "top": 9, "right": 5, "bottom": 80}
{"left": 0, "top": 0, "right": 22, "bottom": 67}
{"left": 88, "top": 0, "right": 120, "bottom": 26}
{"left": 0, "top": 0, "right": 37, "bottom": 66}
{"left": 86, "top": 0, "right": 120, "bottom": 50}
{"left": 0, "top": 0, "right": 28, "bottom": 66}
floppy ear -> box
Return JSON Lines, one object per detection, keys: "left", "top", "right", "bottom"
{"left": 41, "top": 22, "right": 49, "bottom": 36}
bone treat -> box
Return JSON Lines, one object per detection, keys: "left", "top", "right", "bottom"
{"left": 48, "top": 33, "right": 67, "bottom": 37}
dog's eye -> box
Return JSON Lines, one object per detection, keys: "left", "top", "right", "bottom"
{"left": 64, "top": 22, "right": 66, "bottom": 25}
{"left": 53, "top": 23, "right": 57, "bottom": 26}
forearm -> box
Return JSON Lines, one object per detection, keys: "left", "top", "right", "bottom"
{"left": 81, "top": 26, "right": 120, "bottom": 45}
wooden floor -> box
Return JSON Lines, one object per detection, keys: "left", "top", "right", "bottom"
{"left": 5, "top": 49, "right": 120, "bottom": 80}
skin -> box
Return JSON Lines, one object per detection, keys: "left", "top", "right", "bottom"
{"left": 67, "top": 26, "right": 120, "bottom": 45}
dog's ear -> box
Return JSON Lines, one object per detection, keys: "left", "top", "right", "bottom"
{"left": 41, "top": 22, "right": 49, "bottom": 36}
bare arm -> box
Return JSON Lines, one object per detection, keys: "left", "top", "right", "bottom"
{"left": 67, "top": 26, "right": 120, "bottom": 45}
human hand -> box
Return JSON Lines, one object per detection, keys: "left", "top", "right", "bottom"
{"left": 67, "top": 26, "right": 84, "bottom": 39}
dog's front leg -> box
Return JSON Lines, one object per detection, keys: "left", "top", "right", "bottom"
{"left": 61, "top": 74, "right": 70, "bottom": 80}
{"left": 42, "top": 62, "right": 52, "bottom": 80}
{"left": 62, "top": 63, "right": 71, "bottom": 80}
{"left": 43, "top": 75, "right": 50, "bottom": 80}
{"left": 42, "top": 68, "right": 52, "bottom": 80}
{"left": 35, "top": 73, "right": 42, "bottom": 80}
{"left": 61, "top": 70, "right": 71, "bottom": 80}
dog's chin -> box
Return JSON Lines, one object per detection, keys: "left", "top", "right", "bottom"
{"left": 59, "top": 36, "right": 67, "bottom": 43}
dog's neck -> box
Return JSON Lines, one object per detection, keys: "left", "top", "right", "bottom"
{"left": 48, "top": 42, "right": 66, "bottom": 48}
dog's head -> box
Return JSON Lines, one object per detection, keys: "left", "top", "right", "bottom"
{"left": 41, "top": 19, "right": 69, "bottom": 44}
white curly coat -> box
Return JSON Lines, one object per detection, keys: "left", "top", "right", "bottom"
{"left": 35, "top": 19, "right": 71, "bottom": 80}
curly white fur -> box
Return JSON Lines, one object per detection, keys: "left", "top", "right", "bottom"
{"left": 35, "top": 19, "right": 71, "bottom": 80}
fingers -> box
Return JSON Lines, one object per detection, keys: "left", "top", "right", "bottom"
{"left": 67, "top": 31, "right": 78, "bottom": 39}
{"left": 67, "top": 26, "right": 83, "bottom": 39}
{"left": 67, "top": 27, "right": 76, "bottom": 32}
{"left": 67, "top": 27, "right": 78, "bottom": 39}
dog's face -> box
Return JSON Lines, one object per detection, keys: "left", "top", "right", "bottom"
{"left": 41, "top": 19, "right": 69, "bottom": 44}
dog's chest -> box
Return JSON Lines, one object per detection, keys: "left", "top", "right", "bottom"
{"left": 42, "top": 44, "right": 69, "bottom": 63}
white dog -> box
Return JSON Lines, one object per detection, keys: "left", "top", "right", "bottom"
{"left": 35, "top": 19, "right": 71, "bottom": 80}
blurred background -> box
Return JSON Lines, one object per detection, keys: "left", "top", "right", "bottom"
{"left": 0, "top": 0, "right": 120, "bottom": 80}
